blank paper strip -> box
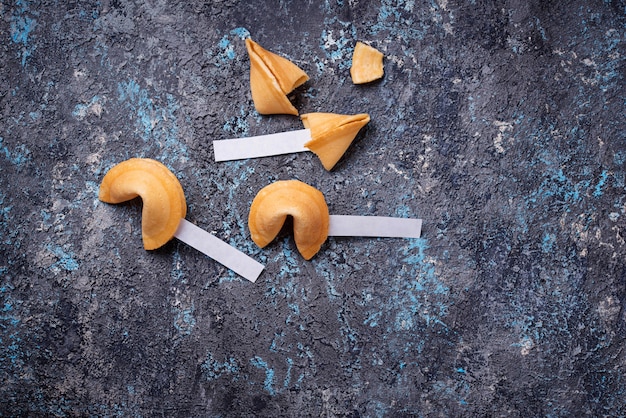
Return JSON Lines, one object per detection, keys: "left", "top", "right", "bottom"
{"left": 174, "top": 219, "right": 265, "bottom": 283}
{"left": 328, "top": 215, "right": 422, "bottom": 238}
{"left": 213, "top": 129, "right": 311, "bottom": 162}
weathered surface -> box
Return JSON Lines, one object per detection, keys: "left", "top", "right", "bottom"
{"left": 1, "top": 0, "right": 625, "bottom": 416}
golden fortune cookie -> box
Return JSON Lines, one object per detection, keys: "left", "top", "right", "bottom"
{"left": 245, "top": 38, "right": 309, "bottom": 115}
{"left": 350, "top": 41, "right": 384, "bottom": 84}
{"left": 99, "top": 158, "right": 187, "bottom": 250}
{"left": 248, "top": 180, "right": 329, "bottom": 260}
{"left": 301, "top": 112, "right": 370, "bottom": 170}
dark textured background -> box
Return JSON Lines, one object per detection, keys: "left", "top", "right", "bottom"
{"left": 1, "top": 0, "right": 625, "bottom": 416}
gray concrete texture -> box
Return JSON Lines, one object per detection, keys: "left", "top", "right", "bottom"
{"left": 1, "top": 0, "right": 625, "bottom": 416}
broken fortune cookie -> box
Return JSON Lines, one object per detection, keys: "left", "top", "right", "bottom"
{"left": 245, "top": 38, "right": 309, "bottom": 115}
{"left": 213, "top": 112, "right": 370, "bottom": 171}
{"left": 302, "top": 112, "right": 370, "bottom": 170}
{"left": 350, "top": 41, "right": 384, "bottom": 84}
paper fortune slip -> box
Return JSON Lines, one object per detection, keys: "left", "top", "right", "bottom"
{"left": 174, "top": 219, "right": 265, "bottom": 283}
{"left": 328, "top": 215, "right": 422, "bottom": 238}
{"left": 213, "top": 129, "right": 311, "bottom": 162}
{"left": 175, "top": 215, "right": 420, "bottom": 282}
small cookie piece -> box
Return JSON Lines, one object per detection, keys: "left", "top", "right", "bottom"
{"left": 350, "top": 41, "right": 384, "bottom": 84}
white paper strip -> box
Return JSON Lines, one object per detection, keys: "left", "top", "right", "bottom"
{"left": 328, "top": 215, "right": 422, "bottom": 238}
{"left": 213, "top": 129, "right": 311, "bottom": 162}
{"left": 174, "top": 219, "right": 265, "bottom": 283}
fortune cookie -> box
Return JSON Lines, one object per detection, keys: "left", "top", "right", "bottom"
{"left": 302, "top": 112, "right": 370, "bottom": 170}
{"left": 99, "top": 158, "right": 186, "bottom": 250}
{"left": 245, "top": 38, "right": 309, "bottom": 115}
{"left": 248, "top": 180, "right": 329, "bottom": 260}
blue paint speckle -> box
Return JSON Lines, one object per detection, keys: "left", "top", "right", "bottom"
{"left": 0, "top": 137, "right": 32, "bottom": 168}
{"left": 222, "top": 105, "right": 250, "bottom": 136}
{"left": 230, "top": 27, "right": 250, "bottom": 39}
{"left": 201, "top": 352, "right": 240, "bottom": 381}
{"left": 283, "top": 358, "right": 294, "bottom": 388}
{"left": 9, "top": 0, "right": 38, "bottom": 66}
{"left": 214, "top": 27, "right": 249, "bottom": 64}
{"left": 364, "top": 310, "right": 382, "bottom": 327}
{"left": 117, "top": 80, "right": 188, "bottom": 163}
{"left": 370, "top": 0, "right": 429, "bottom": 42}
{"left": 173, "top": 304, "right": 196, "bottom": 336}
{"left": 72, "top": 95, "right": 103, "bottom": 119}
{"left": 218, "top": 35, "right": 236, "bottom": 60}
{"left": 319, "top": 17, "right": 357, "bottom": 70}
{"left": 0, "top": 192, "right": 13, "bottom": 245}
{"left": 250, "top": 356, "right": 276, "bottom": 396}
{"left": 395, "top": 238, "right": 450, "bottom": 329}
{"left": 542, "top": 232, "right": 556, "bottom": 253}
{"left": 593, "top": 170, "right": 609, "bottom": 197}
{"left": 46, "top": 243, "right": 79, "bottom": 272}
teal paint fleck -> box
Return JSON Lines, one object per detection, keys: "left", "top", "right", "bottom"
{"left": 0, "top": 193, "right": 13, "bottom": 243}
{"left": 525, "top": 150, "right": 592, "bottom": 211}
{"left": 395, "top": 204, "right": 411, "bottom": 218}
{"left": 170, "top": 249, "right": 185, "bottom": 283}
{"left": 593, "top": 28, "right": 623, "bottom": 92}
{"left": 0, "top": 137, "right": 32, "bottom": 168}
{"left": 269, "top": 331, "right": 285, "bottom": 352}
{"left": 173, "top": 304, "right": 196, "bottom": 336}
{"left": 364, "top": 310, "right": 382, "bottom": 327}
{"left": 10, "top": 0, "right": 38, "bottom": 66}
{"left": 319, "top": 17, "right": 356, "bottom": 70}
{"left": 542, "top": 232, "right": 556, "bottom": 253}
{"left": 371, "top": 0, "right": 429, "bottom": 42}
{"left": 201, "top": 352, "right": 240, "bottom": 381}
{"left": 250, "top": 356, "right": 276, "bottom": 396}
{"left": 393, "top": 238, "right": 449, "bottom": 329}
{"left": 72, "top": 95, "right": 103, "bottom": 119}
{"left": 593, "top": 170, "right": 609, "bottom": 197}
{"left": 218, "top": 35, "right": 236, "bottom": 61}
{"left": 0, "top": 282, "right": 24, "bottom": 372}
{"left": 222, "top": 105, "right": 250, "bottom": 136}
{"left": 214, "top": 27, "right": 249, "bottom": 65}
{"left": 10, "top": 15, "right": 35, "bottom": 44}
{"left": 275, "top": 241, "right": 302, "bottom": 280}
{"left": 431, "top": 376, "right": 471, "bottom": 412}
{"left": 468, "top": 96, "right": 477, "bottom": 122}
{"left": 283, "top": 358, "right": 293, "bottom": 388}
{"left": 117, "top": 80, "right": 188, "bottom": 163}
{"left": 230, "top": 27, "right": 250, "bottom": 39}
{"left": 46, "top": 243, "right": 79, "bottom": 272}
{"left": 287, "top": 302, "right": 300, "bottom": 320}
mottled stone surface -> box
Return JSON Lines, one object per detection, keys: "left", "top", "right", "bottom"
{"left": 1, "top": 0, "right": 625, "bottom": 416}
